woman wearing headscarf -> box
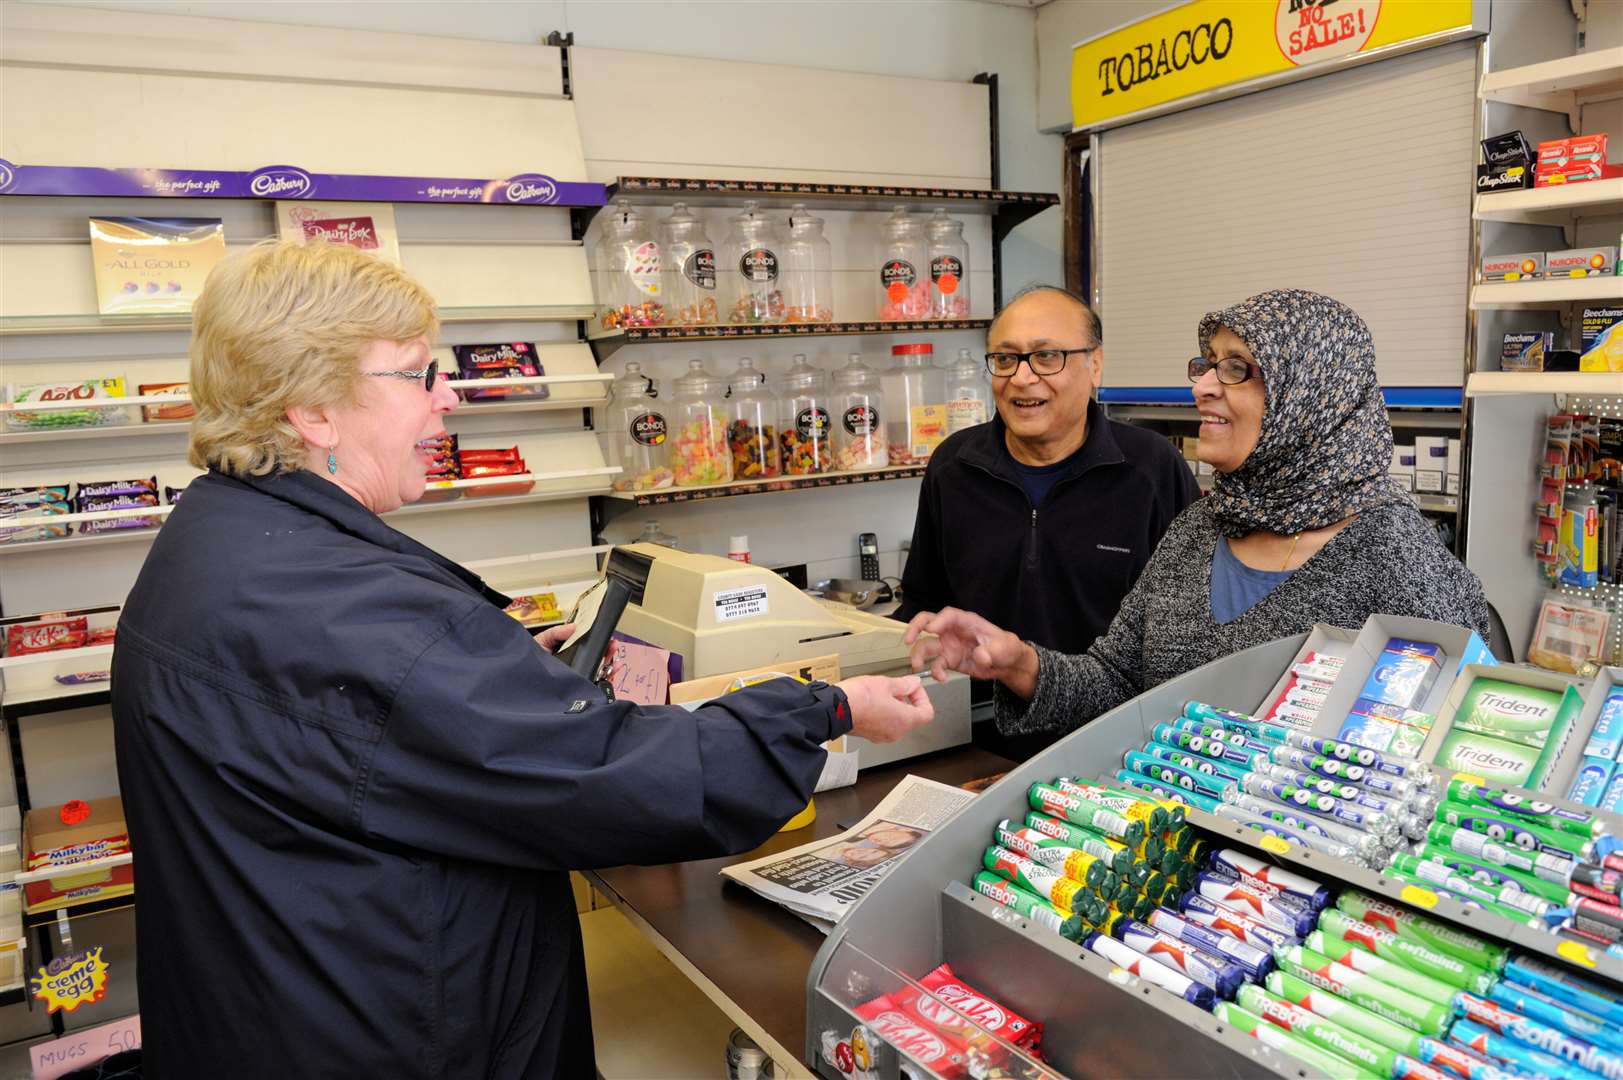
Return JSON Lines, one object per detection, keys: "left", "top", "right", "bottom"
{"left": 903, "top": 289, "right": 1490, "bottom": 741}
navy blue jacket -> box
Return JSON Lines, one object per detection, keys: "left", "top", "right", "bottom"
{"left": 111, "top": 468, "right": 849, "bottom": 1079}
{"left": 897, "top": 399, "right": 1198, "bottom": 656}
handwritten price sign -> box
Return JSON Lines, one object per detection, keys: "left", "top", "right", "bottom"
{"left": 30, "top": 1014, "right": 140, "bottom": 1080}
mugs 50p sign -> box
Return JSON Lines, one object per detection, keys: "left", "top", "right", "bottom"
{"left": 1070, "top": 0, "right": 1478, "bottom": 131}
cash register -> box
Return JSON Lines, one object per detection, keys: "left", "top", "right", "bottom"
{"left": 566, "top": 543, "right": 970, "bottom": 767}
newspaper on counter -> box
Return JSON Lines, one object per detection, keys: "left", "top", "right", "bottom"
{"left": 720, "top": 775, "right": 976, "bottom": 932}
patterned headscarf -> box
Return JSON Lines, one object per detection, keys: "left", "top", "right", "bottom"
{"left": 1198, "top": 289, "right": 1404, "bottom": 538}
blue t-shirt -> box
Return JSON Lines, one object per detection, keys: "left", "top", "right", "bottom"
{"left": 1210, "top": 536, "right": 1294, "bottom": 624}
{"left": 1011, "top": 446, "right": 1085, "bottom": 508}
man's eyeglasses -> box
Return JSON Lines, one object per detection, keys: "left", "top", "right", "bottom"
{"left": 985, "top": 347, "right": 1098, "bottom": 378}
{"left": 362, "top": 359, "right": 439, "bottom": 392}
{"left": 1188, "top": 356, "right": 1262, "bottom": 386}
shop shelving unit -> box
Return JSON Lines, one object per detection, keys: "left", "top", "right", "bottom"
{"left": 601, "top": 466, "right": 929, "bottom": 508}
{"left": 1473, "top": 178, "right": 1623, "bottom": 226}
{"left": 1470, "top": 277, "right": 1623, "bottom": 309}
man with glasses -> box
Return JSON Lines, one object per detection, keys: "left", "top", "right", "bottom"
{"left": 895, "top": 285, "right": 1197, "bottom": 756}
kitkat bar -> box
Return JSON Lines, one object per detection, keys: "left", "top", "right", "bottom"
{"left": 853, "top": 993, "right": 976, "bottom": 1079}
{"left": 5, "top": 616, "right": 88, "bottom": 656}
{"left": 912, "top": 962, "right": 1041, "bottom": 1050}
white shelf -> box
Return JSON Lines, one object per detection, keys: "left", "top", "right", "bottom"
{"left": 0, "top": 393, "right": 188, "bottom": 415}
{"left": 1466, "top": 371, "right": 1623, "bottom": 396}
{"left": 0, "top": 304, "right": 598, "bottom": 337}
{"left": 3, "top": 504, "right": 173, "bottom": 527}
{"left": 1479, "top": 51, "right": 1623, "bottom": 118}
{"left": 14, "top": 851, "right": 131, "bottom": 887}
{"left": 1473, "top": 179, "right": 1623, "bottom": 226}
{"left": 1470, "top": 277, "right": 1622, "bottom": 309}
{"left": 0, "top": 644, "right": 113, "bottom": 671}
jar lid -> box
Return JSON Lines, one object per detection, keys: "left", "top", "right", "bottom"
{"left": 788, "top": 202, "right": 824, "bottom": 231}
{"left": 927, "top": 208, "right": 962, "bottom": 235}
{"left": 729, "top": 357, "right": 768, "bottom": 392}
{"left": 663, "top": 201, "right": 702, "bottom": 228}
{"left": 892, "top": 343, "right": 933, "bottom": 355}
{"left": 674, "top": 358, "right": 720, "bottom": 395}
{"left": 833, "top": 353, "right": 878, "bottom": 386}
{"left": 605, "top": 197, "right": 646, "bottom": 233}
{"left": 780, "top": 354, "right": 826, "bottom": 390}
{"left": 880, "top": 206, "right": 917, "bottom": 236}
{"left": 614, "top": 361, "right": 655, "bottom": 397}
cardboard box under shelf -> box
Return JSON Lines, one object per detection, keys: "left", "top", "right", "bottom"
{"left": 1541, "top": 666, "right": 1623, "bottom": 812}
{"left": 1249, "top": 623, "right": 1359, "bottom": 725}
{"left": 23, "top": 797, "right": 132, "bottom": 913}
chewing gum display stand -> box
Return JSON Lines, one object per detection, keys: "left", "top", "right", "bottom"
{"left": 806, "top": 623, "right": 1623, "bottom": 1079}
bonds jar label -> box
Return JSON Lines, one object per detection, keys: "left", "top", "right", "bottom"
{"left": 881, "top": 259, "right": 917, "bottom": 302}
{"left": 628, "top": 241, "right": 661, "bottom": 297}
{"left": 684, "top": 249, "right": 717, "bottom": 290}
{"left": 930, "top": 255, "right": 963, "bottom": 295}
{"left": 796, "top": 405, "right": 831, "bottom": 441}
{"left": 739, "top": 248, "right": 779, "bottom": 284}
{"left": 630, "top": 412, "right": 668, "bottom": 446}
{"left": 843, "top": 403, "right": 878, "bottom": 436}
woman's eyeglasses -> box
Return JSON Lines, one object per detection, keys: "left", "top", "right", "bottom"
{"left": 1188, "top": 356, "right": 1261, "bottom": 385}
{"left": 362, "top": 359, "right": 439, "bottom": 392}
{"left": 985, "top": 347, "right": 1097, "bottom": 378}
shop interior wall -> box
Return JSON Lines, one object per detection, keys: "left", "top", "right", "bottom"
{"left": 1466, "top": 0, "right": 1623, "bottom": 652}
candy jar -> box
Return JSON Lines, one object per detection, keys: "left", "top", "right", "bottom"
{"left": 594, "top": 199, "right": 664, "bottom": 332}
{"left": 877, "top": 208, "right": 929, "bottom": 321}
{"left": 943, "top": 347, "right": 990, "bottom": 435}
{"left": 721, "top": 201, "right": 784, "bottom": 324}
{"left": 831, "top": 352, "right": 889, "bottom": 472}
{"left": 881, "top": 343, "right": 945, "bottom": 465}
{"left": 778, "top": 354, "right": 832, "bottom": 476}
{"left": 670, "top": 359, "right": 732, "bottom": 487}
{"left": 725, "top": 357, "right": 780, "bottom": 480}
{"left": 636, "top": 521, "right": 680, "bottom": 549}
{"left": 782, "top": 204, "right": 834, "bottom": 324}
{"left": 659, "top": 203, "right": 718, "bottom": 326}
{"left": 609, "top": 362, "right": 673, "bottom": 492}
{"left": 927, "top": 209, "right": 971, "bottom": 319}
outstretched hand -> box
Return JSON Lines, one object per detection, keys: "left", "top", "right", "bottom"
{"left": 837, "top": 674, "right": 934, "bottom": 743}
{"left": 902, "top": 607, "right": 1040, "bottom": 700}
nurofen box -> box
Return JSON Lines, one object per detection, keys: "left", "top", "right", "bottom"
{"left": 1481, "top": 252, "right": 1544, "bottom": 282}
{"left": 1544, "top": 247, "right": 1617, "bottom": 279}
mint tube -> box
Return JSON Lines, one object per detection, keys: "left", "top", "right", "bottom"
{"left": 1445, "top": 777, "right": 1609, "bottom": 842}
{"left": 1213, "top": 1000, "right": 1384, "bottom": 1080}
{"left": 1117, "top": 919, "right": 1245, "bottom": 995}
{"left": 1191, "top": 870, "right": 1316, "bottom": 936}
{"left": 1240, "top": 773, "right": 1399, "bottom": 838}
{"left": 1415, "top": 845, "right": 1574, "bottom": 906}
{"left": 1023, "top": 812, "right": 1134, "bottom": 876}
{"left": 1316, "top": 908, "right": 1495, "bottom": 994}
{"left": 1268, "top": 745, "right": 1433, "bottom": 806}
{"left": 1489, "top": 982, "right": 1623, "bottom": 1055}
{"left": 1423, "top": 821, "right": 1600, "bottom": 890}
{"left": 1448, "top": 1019, "right": 1597, "bottom": 1080}
{"left": 1182, "top": 701, "right": 1292, "bottom": 744}
{"left": 1028, "top": 783, "right": 1146, "bottom": 848}
{"left": 1274, "top": 945, "right": 1453, "bottom": 1036}
{"left": 1265, "top": 970, "right": 1423, "bottom": 1056}
{"left": 1389, "top": 854, "right": 1560, "bottom": 920}
{"left": 1412, "top": 1038, "right": 1520, "bottom": 1080}
{"left": 971, "top": 872, "right": 1085, "bottom": 941}
{"left": 1261, "top": 762, "right": 1412, "bottom": 820}
{"left": 1180, "top": 892, "right": 1298, "bottom": 950}
{"left": 1302, "top": 930, "right": 1461, "bottom": 1006}
{"left": 1209, "top": 846, "right": 1331, "bottom": 909}
{"left": 1224, "top": 790, "right": 1389, "bottom": 859}
{"left": 982, "top": 846, "right": 1092, "bottom": 912}
{"left": 1054, "top": 778, "right": 1176, "bottom": 833}
{"left": 1111, "top": 770, "right": 1223, "bottom": 814}
{"left": 1082, "top": 930, "right": 1215, "bottom": 1010}
{"left": 1382, "top": 869, "right": 1554, "bottom": 931}
{"left": 1335, "top": 890, "right": 1509, "bottom": 972}
{"left": 1502, "top": 955, "right": 1623, "bottom": 1026}
{"left": 992, "top": 825, "right": 1111, "bottom": 889}
{"left": 1123, "top": 751, "right": 1237, "bottom": 800}
{"left": 1145, "top": 906, "right": 1272, "bottom": 979}
{"left": 1145, "top": 740, "right": 1253, "bottom": 783}
{"left": 1152, "top": 724, "right": 1269, "bottom": 771}
{"left": 1284, "top": 730, "right": 1435, "bottom": 785}
{"left": 1236, "top": 984, "right": 1399, "bottom": 1077}
{"left": 1454, "top": 993, "right": 1623, "bottom": 1080}
{"left": 1169, "top": 716, "right": 1277, "bottom": 757}
{"left": 1212, "top": 801, "right": 1373, "bottom": 865}
{"left": 1434, "top": 801, "right": 1596, "bottom": 864}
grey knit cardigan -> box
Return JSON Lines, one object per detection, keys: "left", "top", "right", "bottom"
{"left": 995, "top": 499, "right": 1492, "bottom": 738}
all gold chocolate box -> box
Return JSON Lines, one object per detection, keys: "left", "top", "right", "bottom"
{"left": 88, "top": 216, "right": 226, "bottom": 315}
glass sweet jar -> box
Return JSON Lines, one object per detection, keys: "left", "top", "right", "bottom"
{"left": 608, "top": 361, "right": 673, "bottom": 492}
{"left": 669, "top": 359, "right": 732, "bottom": 487}
{"left": 659, "top": 202, "right": 718, "bottom": 327}
{"left": 881, "top": 342, "right": 946, "bottom": 465}
{"left": 831, "top": 352, "right": 889, "bottom": 472}
{"left": 942, "top": 347, "right": 990, "bottom": 435}
{"left": 721, "top": 201, "right": 785, "bottom": 325}
{"left": 877, "top": 207, "right": 929, "bottom": 321}
{"left": 594, "top": 199, "right": 664, "bottom": 332}
{"left": 782, "top": 204, "right": 834, "bottom": 324}
{"left": 725, "top": 358, "right": 780, "bottom": 480}
{"left": 777, "top": 354, "right": 832, "bottom": 476}
{"left": 926, "top": 209, "right": 970, "bottom": 319}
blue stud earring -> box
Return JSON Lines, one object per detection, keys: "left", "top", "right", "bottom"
{"left": 326, "top": 447, "right": 338, "bottom": 475}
